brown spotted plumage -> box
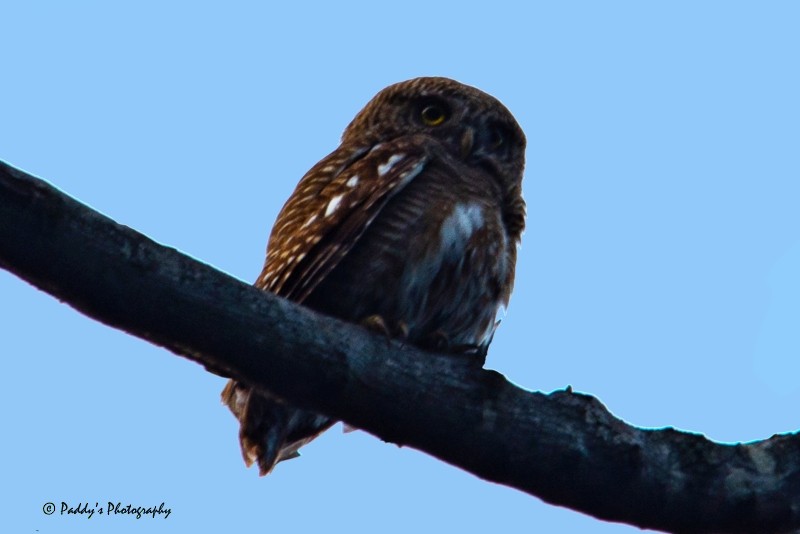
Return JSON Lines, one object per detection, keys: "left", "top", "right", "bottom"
{"left": 222, "top": 77, "right": 526, "bottom": 475}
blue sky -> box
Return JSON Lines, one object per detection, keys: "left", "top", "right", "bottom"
{"left": 1, "top": 2, "right": 798, "bottom": 532}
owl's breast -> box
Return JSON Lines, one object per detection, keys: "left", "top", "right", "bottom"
{"left": 304, "top": 156, "right": 514, "bottom": 351}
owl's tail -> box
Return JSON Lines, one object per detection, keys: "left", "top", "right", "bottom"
{"left": 221, "top": 379, "right": 334, "bottom": 476}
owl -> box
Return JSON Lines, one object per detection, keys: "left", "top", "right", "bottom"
{"left": 221, "top": 77, "right": 526, "bottom": 475}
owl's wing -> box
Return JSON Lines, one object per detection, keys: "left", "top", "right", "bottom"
{"left": 258, "top": 138, "right": 428, "bottom": 302}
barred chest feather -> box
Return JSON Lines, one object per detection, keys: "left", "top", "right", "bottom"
{"left": 304, "top": 164, "right": 516, "bottom": 353}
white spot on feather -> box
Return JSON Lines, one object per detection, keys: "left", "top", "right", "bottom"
{"left": 346, "top": 175, "right": 359, "bottom": 187}
{"left": 325, "top": 194, "right": 343, "bottom": 217}
{"left": 232, "top": 387, "right": 248, "bottom": 413}
{"left": 378, "top": 154, "right": 405, "bottom": 176}
{"left": 439, "top": 203, "right": 484, "bottom": 255}
{"left": 301, "top": 214, "right": 317, "bottom": 229}
{"left": 495, "top": 303, "right": 508, "bottom": 323}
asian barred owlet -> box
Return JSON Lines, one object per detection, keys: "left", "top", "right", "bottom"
{"left": 222, "top": 77, "right": 526, "bottom": 475}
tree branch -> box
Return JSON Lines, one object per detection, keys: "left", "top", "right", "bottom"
{"left": 1, "top": 159, "right": 798, "bottom": 533}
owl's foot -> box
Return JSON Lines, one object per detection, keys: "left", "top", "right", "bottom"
{"left": 361, "top": 315, "right": 409, "bottom": 343}
{"left": 424, "top": 330, "right": 451, "bottom": 352}
{"left": 423, "top": 330, "right": 487, "bottom": 366}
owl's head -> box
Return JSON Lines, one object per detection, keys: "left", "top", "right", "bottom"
{"left": 342, "top": 77, "right": 526, "bottom": 192}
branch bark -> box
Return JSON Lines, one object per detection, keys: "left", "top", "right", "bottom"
{"left": 1, "top": 160, "right": 798, "bottom": 534}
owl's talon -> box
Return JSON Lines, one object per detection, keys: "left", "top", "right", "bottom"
{"left": 395, "top": 321, "right": 409, "bottom": 341}
{"left": 361, "top": 314, "right": 396, "bottom": 347}
{"left": 450, "top": 342, "right": 483, "bottom": 356}
{"left": 361, "top": 315, "right": 410, "bottom": 345}
{"left": 425, "top": 330, "right": 451, "bottom": 352}
{"left": 452, "top": 343, "right": 488, "bottom": 367}
{"left": 361, "top": 314, "right": 392, "bottom": 337}
{"left": 422, "top": 332, "right": 487, "bottom": 365}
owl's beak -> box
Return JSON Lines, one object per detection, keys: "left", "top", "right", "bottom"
{"left": 460, "top": 127, "right": 475, "bottom": 159}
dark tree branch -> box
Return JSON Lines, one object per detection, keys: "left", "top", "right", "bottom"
{"left": 1, "top": 159, "right": 798, "bottom": 533}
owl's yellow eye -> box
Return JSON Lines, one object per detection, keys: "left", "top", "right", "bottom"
{"left": 420, "top": 104, "right": 448, "bottom": 126}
